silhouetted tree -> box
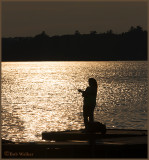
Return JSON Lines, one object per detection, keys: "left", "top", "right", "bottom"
{"left": 90, "top": 31, "right": 97, "bottom": 35}
{"left": 136, "top": 26, "right": 143, "bottom": 32}
{"left": 129, "top": 26, "right": 135, "bottom": 32}
{"left": 75, "top": 30, "right": 81, "bottom": 35}
{"left": 106, "top": 29, "right": 113, "bottom": 34}
{"left": 128, "top": 26, "right": 143, "bottom": 33}
{"left": 34, "top": 31, "right": 49, "bottom": 39}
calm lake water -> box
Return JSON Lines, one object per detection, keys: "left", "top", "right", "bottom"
{"left": 1, "top": 61, "right": 148, "bottom": 142}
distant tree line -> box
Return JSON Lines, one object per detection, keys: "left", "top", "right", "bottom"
{"left": 2, "top": 26, "right": 147, "bottom": 61}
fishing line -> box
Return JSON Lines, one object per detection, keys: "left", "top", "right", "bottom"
{"left": 71, "top": 77, "right": 83, "bottom": 126}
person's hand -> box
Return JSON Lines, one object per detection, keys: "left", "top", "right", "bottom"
{"left": 78, "top": 89, "right": 82, "bottom": 92}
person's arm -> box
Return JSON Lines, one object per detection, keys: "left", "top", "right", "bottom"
{"left": 78, "top": 89, "right": 83, "bottom": 93}
{"left": 78, "top": 89, "right": 86, "bottom": 97}
{"left": 78, "top": 87, "right": 90, "bottom": 97}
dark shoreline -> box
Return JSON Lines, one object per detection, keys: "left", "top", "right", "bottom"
{"left": 2, "top": 26, "right": 147, "bottom": 61}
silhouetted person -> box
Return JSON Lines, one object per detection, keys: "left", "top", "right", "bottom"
{"left": 78, "top": 78, "right": 97, "bottom": 130}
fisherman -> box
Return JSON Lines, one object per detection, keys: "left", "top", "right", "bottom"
{"left": 78, "top": 78, "right": 97, "bottom": 131}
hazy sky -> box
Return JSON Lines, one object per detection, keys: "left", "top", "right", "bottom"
{"left": 2, "top": 1, "right": 147, "bottom": 37}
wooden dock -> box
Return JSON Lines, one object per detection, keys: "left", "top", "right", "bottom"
{"left": 42, "top": 129, "right": 147, "bottom": 141}
{"left": 2, "top": 129, "right": 148, "bottom": 158}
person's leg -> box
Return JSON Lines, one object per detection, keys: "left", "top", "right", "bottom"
{"left": 83, "top": 106, "right": 89, "bottom": 130}
{"left": 83, "top": 112, "right": 88, "bottom": 129}
{"left": 89, "top": 106, "right": 95, "bottom": 123}
{"left": 89, "top": 112, "right": 94, "bottom": 123}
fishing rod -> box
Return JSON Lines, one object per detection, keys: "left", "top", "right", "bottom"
{"left": 71, "top": 78, "right": 84, "bottom": 118}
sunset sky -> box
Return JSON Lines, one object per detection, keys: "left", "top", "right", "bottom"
{"left": 2, "top": 1, "right": 147, "bottom": 37}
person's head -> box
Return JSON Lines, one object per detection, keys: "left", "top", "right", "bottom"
{"left": 88, "top": 78, "right": 97, "bottom": 88}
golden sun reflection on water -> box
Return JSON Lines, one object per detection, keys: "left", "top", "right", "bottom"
{"left": 1, "top": 61, "right": 148, "bottom": 142}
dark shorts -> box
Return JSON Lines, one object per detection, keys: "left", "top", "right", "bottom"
{"left": 83, "top": 105, "right": 95, "bottom": 116}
